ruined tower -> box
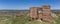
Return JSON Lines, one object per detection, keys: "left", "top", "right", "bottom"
{"left": 30, "top": 7, "right": 38, "bottom": 20}
{"left": 42, "top": 5, "right": 52, "bottom": 22}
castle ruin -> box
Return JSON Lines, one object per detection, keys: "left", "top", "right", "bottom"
{"left": 30, "top": 5, "right": 52, "bottom": 22}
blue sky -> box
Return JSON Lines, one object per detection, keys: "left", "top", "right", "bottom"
{"left": 0, "top": 0, "right": 60, "bottom": 10}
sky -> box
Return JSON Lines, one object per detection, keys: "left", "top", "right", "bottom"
{"left": 0, "top": 0, "right": 60, "bottom": 10}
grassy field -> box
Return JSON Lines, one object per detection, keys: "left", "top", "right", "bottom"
{"left": 0, "top": 16, "right": 12, "bottom": 24}
{"left": 0, "top": 14, "right": 60, "bottom": 24}
{"left": 54, "top": 16, "right": 60, "bottom": 24}
{"left": 12, "top": 16, "right": 29, "bottom": 24}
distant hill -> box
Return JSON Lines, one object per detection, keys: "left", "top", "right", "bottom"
{"left": 0, "top": 10, "right": 29, "bottom": 13}
{"left": 0, "top": 10, "right": 29, "bottom": 12}
{"left": 51, "top": 10, "right": 60, "bottom": 14}
{"left": 0, "top": 10, "right": 60, "bottom": 14}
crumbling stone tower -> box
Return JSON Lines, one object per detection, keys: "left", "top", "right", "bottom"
{"left": 42, "top": 5, "right": 52, "bottom": 22}
{"left": 30, "top": 7, "right": 38, "bottom": 20}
